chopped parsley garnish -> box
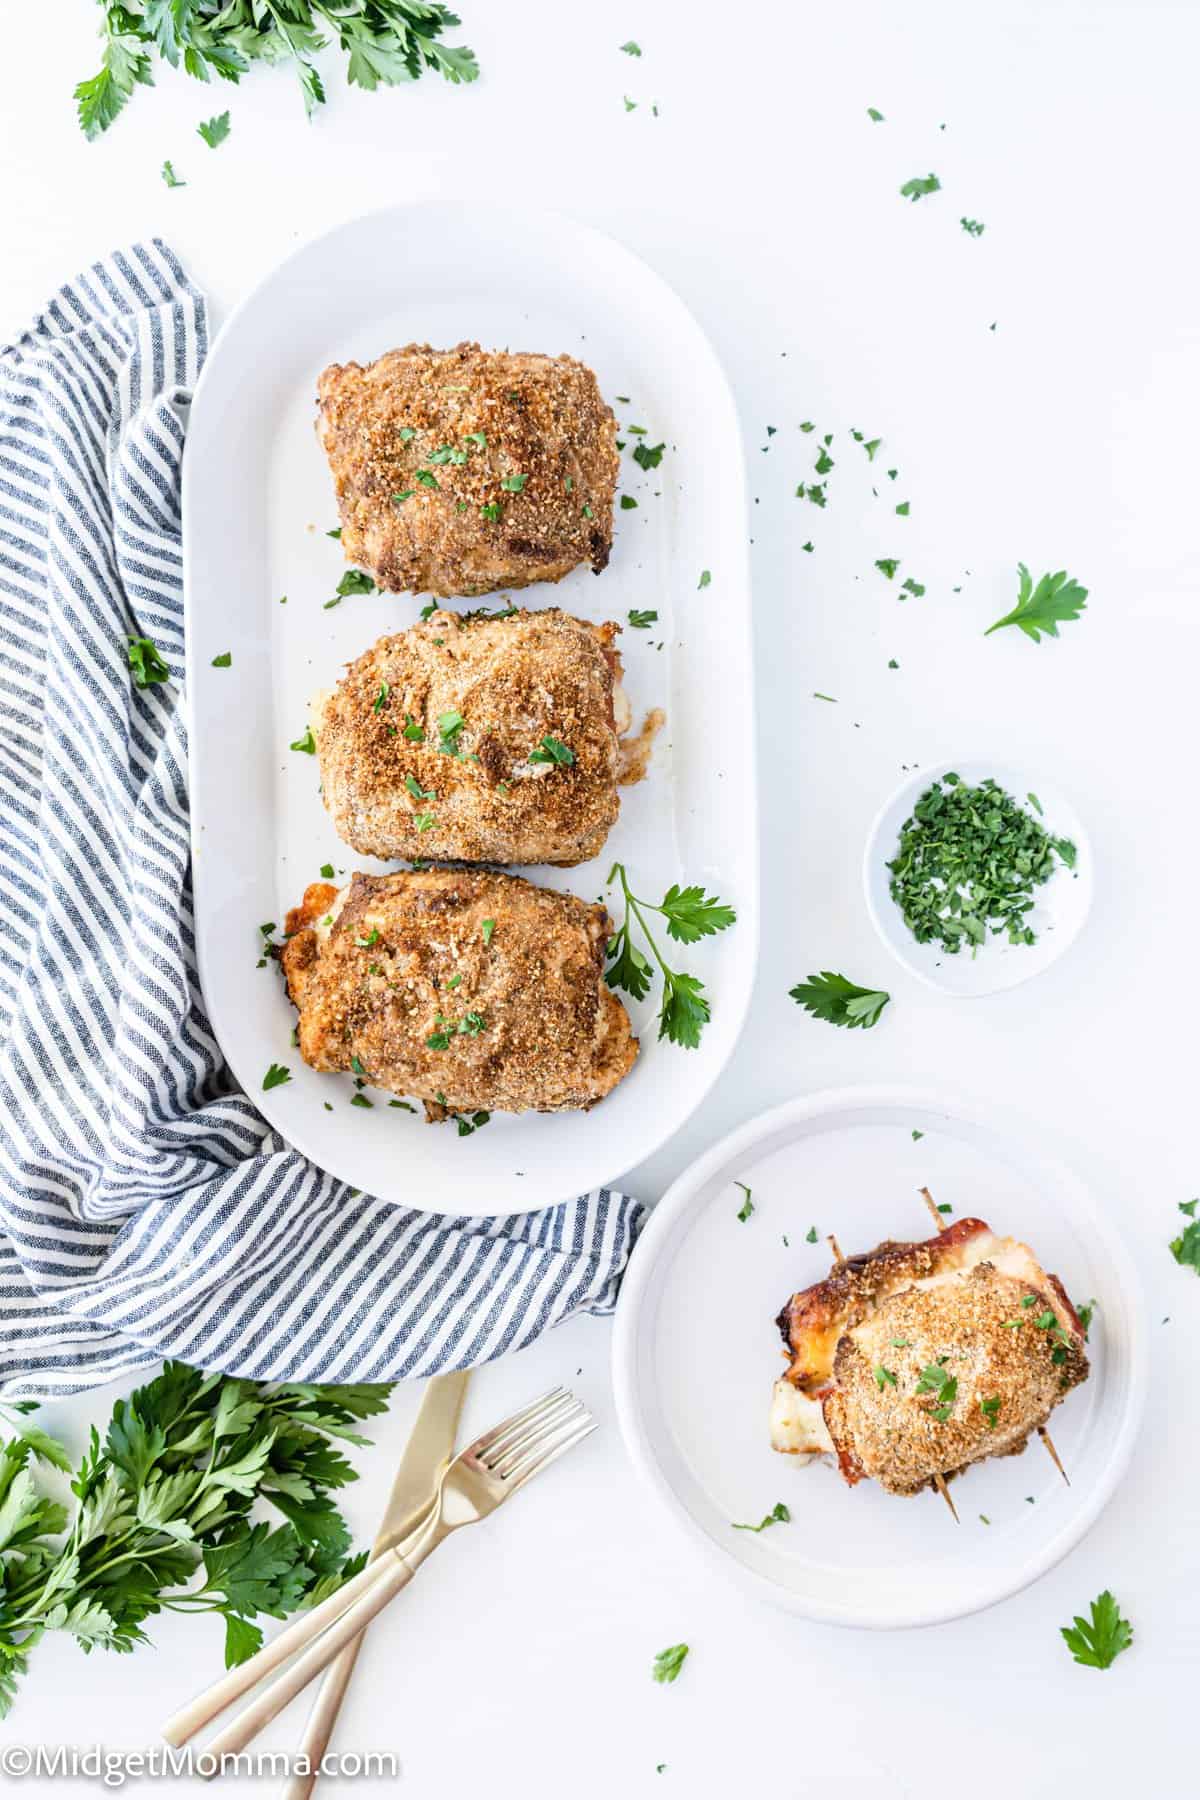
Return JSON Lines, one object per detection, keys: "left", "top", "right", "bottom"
{"left": 911, "top": 1128, "right": 923, "bottom": 1140}
{"left": 403, "top": 715, "right": 425, "bottom": 742}
{"left": 887, "top": 773, "right": 1076, "bottom": 953}
{"left": 500, "top": 473, "right": 528, "bottom": 492}
{"left": 873, "top": 1366, "right": 897, "bottom": 1389}
{"left": 814, "top": 447, "right": 834, "bottom": 475}
{"left": 455, "top": 1110, "right": 491, "bottom": 1137}
{"left": 427, "top": 445, "right": 468, "bottom": 466}
{"left": 620, "top": 495, "right": 638, "bottom": 510}
{"left": 895, "top": 501, "right": 910, "bottom": 515}
{"left": 481, "top": 919, "right": 495, "bottom": 946}
{"left": 581, "top": 504, "right": 594, "bottom": 520}
{"left": 328, "top": 568, "right": 377, "bottom": 608}
{"left": 732, "top": 1502, "right": 790, "bottom": 1533}
{"left": 698, "top": 569, "right": 711, "bottom": 589}
{"left": 899, "top": 172, "right": 941, "bottom": 201}
{"left": 628, "top": 610, "right": 658, "bottom": 629}
{"left": 197, "top": 111, "right": 231, "bottom": 148}
{"left": 415, "top": 470, "right": 439, "bottom": 489}
{"left": 633, "top": 441, "right": 665, "bottom": 470}
{"left": 320, "top": 863, "right": 335, "bottom": 879}
{"left": 437, "top": 710, "right": 465, "bottom": 755}
{"left": 373, "top": 682, "right": 390, "bottom": 713}
{"left": 960, "top": 217, "right": 985, "bottom": 237}
{"left": 481, "top": 502, "right": 503, "bottom": 522}
{"left": 735, "top": 1182, "right": 754, "bottom": 1223}
{"left": 355, "top": 929, "right": 380, "bottom": 948}
{"left": 621, "top": 40, "right": 642, "bottom": 55}
{"left": 985, "top": 564, "right": 1088, "bottom": 643}
{"left": 426, "top": 1010, "right": 487, "bottom": 1051}
{"left": 464, "top": 431, "right": 487, "bottom": 449}
{"left": 1077, "top": 1298, "right": 1097, "bottom": 1336}
{"left": 350, "top": 1093, "right": 373, "bottom": 1108}
{"left": 651, "top": 1644, "right": 689, "bottom": 1685}
{"left": 875, "top": 558, "right": 900, "bottom": 579}
{"left": 290, "top": 727, "right": 316, "bottom": 754}
{"left": 414, "top": 813, "right": 436, "bottom": 832}
{"left": 980, "top": 1396, "right": 1001, "bottom": 1429}
{"left": 399, "top": 427, "right": 416, "bottom": 441}
{"left": 393, "top": 489, "right": 415, "bottom": 505}
{"left": 915, "top": 1362, "right": 957, "bottom": 1420}
{"left": 211, "top": 651, "right": 231, "bottom": 668}
{"left": 805, "top": 1226, "right": 818, "bottom": 1243}
{"left": 529, "top": 735, "right": 575, "bottom": 767}
{"left": 127, "top": 637, "right": 170, "bottom": 689}
{"left": 901, "top": 577, "right": 925, "bottom": 598}
{"left": 867, "top": 106, "right": 884, "bottom": 122}
{"left": 1060, "top": 1591, "right": 1133, "bottom": 1671}
{"left": 605, "top": 864, "right": 736, "bottom": 1049}
{"left": 262, "top": 1062, "right": 291, "bottom": 1091}
{"left": 789, "top": 972, "right": 890, "bottom": 1030}
{"left": 405, "top": 775, "right": 435, "bottom": 800}
{"left": 161, "top": 160, "right": 186, "bottom": 188}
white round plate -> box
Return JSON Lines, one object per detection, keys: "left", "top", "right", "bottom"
{"left": 863, "top": 759, "right": 1093, "bottom": 997}
{"left": 612, "top": 1087, "right": 1146, "bottom": 1630}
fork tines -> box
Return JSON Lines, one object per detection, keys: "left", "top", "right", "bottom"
{"left": 472, "top": 1386, "right": 595, "bottom": 1488}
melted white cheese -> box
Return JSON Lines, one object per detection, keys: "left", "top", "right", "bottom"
{"left": 769, "top": 1376, "right": 834, "bottom": 1456}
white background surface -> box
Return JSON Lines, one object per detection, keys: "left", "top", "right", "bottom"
{"left": 3, "top": 2, "right": 1198, "bottom": 1795}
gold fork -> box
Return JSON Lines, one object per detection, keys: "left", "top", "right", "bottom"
{"left": 161, "top": 1387, "right": 595, "bottom": 1763}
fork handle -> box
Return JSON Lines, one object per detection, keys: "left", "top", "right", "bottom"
{"left": 161, "top": 1552, "right": 400, "bottom": 1749}
{"left": 280, "top": 1626, "right": 368, "bottom": 1800}
{"left": 203, "top": 1553, "right": 418, "bottom": 1763}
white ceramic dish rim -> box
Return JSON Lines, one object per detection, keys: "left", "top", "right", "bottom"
{"left": 862, "top": 758, "right": 1095, "bottom": 998}
{"left": 611, "top": 1084, "right": 1148, "bottom": 1630}
{"left": 182, "top": 202, "right": 760, "bottom": 1215}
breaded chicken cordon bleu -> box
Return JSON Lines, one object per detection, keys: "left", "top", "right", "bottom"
{"left": 317, "top": 342, "right": 618, "bottom": 598}
{"left": 313, "top": 608, "right": 650, "bottom": 867}
{"left": 282, "top": 869, "right": 638, "bottom": 1119}
{"left": 771, "top": 1215, "right": 1088, "bottom": 1505}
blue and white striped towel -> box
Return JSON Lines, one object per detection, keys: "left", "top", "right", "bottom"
{"left": 0, "top": 241, "right": 644, "bottom": 1398}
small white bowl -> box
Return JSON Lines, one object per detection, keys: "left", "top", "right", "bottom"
{"left": 863, "top": 758, "right": 1093, "bottom": 997}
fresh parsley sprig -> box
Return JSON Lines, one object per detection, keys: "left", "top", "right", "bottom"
{"left": 985, "top": 564, "right": 1088, "bottom": 643}
{"left": 75, "top": 2, "right": 478, "bottom": 140}
{"left": 604, "top": 865, "right": 736, "bottom": 1050}
{"left": 1169, "top": 1197, "right": 1200, "bottom": 1273}
{"left": 0, "top": 1364, "right": 391, "bottom": 1716}
{"left": 1060, "top": 1591, "right": 1133, "bottom": 1670}
{"left": 789, "top": 972, "right": 891, "bottom": 1030}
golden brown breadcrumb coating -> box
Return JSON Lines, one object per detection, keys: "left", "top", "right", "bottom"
{"left": 823, "top": 1262, "right": 1088, "bottom": 1495}
{"left": 316, "top": 342, "right": 618, "bottom": 598}
{"left": 281, "top": 869, "right": 638, "bottom": 1117}
{"left": 313, "top": 609, "right": 623, "bottom": 867}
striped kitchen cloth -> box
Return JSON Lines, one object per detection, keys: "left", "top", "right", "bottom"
{"left": 0, "top": 241, "right": 644, "bottom": 1398}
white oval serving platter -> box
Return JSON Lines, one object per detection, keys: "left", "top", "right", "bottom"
{"left": 863, "top": 758, "right": 1093, "bottom": 997}
{"left": 612, "top": 1086, "right": 1146, "bottom": 1630}
{"left": 183, "top": 205, "right": 757, "bottom": 1214}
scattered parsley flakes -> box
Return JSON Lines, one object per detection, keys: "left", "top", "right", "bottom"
{"left": 875, "top": 558, "right": 900, "bottom": 579}
{"left": 960, "top": 217, "right": 985, "bottom": 237}
{"left": 697, "top": 569, "right": 711, "bottom": 589}
{"left": 651, "top": 1644, "right": 689, "bottom": 1684}
{"left": 1060, "top": 1591, "right": 1133, "bottom": 1671}
{"left": 899, "top": 172, "right": 941, "bottom": 201}
{"left": 911, "top": 1128, "right": 923, "bottom": 1140}
{"left": 985, "top": 564, "right": 1088, "bottom": 643}
{"left": 621, "top": 40, "right": 642, "bottom": 55}
{"left": 735, "top": 1182, "right": 754, "bottom": 1223}
{"left": 481, "top": 919, "right": 496, "bottom": 946}
{"left": 620, "top": 494, "right": 638, "bottom": 510}
{"left": 633, "top": 441, "right": 665, "bottom": 471}
{"left": 895, "top": 501, "right": 910, "bottom": 516}
{"left": 732, "top": 1501, "right": 790, "bottom": 1533}
{"left": 290, "top": 727, "right": 316, "bottom": 755}
{"left": 197, "top": 111, "right": 231, "bottom": 148}
{"left": 127, "top": 637, "right": 170, "bottom": 689}
{"left": 874, "top": 1366, "right": 898, "bottom": 1389}
{"left": 901, "top": 577, "right": 925, "bottom": 598}
{"left": 528, "top": 735, "right": 575, "bottom": 767}
{"left": 867, "top": 107, "right": 885, "bottom": 122}
{"left": 319, "top": 863, "right": 335, "bottom": 880}
{"left": 161, "top": 160, "right": 186, "bottom": 188}
{"left": 628, "top": 609, "right": 658, "bottom": 629}
{"left": 262, "top": 1062, "right": 291, "bottom": 1091}
{"left": 1169, "top": 1197, "right": 1200, "bottom": 1273}
{"left": 500, "top": 472, "right": 528, "bottom": 493}
{"left": 805, "top": 1226, "right": 818, "bottom": 1243}
{"left": 211, "top": 651, "right": 231, "bottom": 668}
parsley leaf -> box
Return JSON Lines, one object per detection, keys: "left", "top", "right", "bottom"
{"left": 127, "top": 637, "right": 170, "bottom": 689}
{"left": 198, "top": 112, "right": 231, "bottom": 148}
{"left": 1060, "top": 1591, "right": 1133, "bottom": 1670}
{"left": 732, "top": 1502, "right": 790, "bottom": 1533}
{"left": 628, "top": 609, "right": 658, "bottom": 628}
{"left": 262, "top": 1063, "right": 291, "bottom": 1090}
{"left": 211, "top": 651, "right": 232, "bottom": 668}
{"left": 960, "top": 217, "right": 985, "bottom": 237}
{"left": 621, "top": 40, "right": 642, "bottom": 55}
{"left": 290, "top": 728, "right": 316, "bottom": 755}
{"left": 1169, "top": 1198, "right": 1200, "bottom": 1273}
{"left": 161, "top": 160, "right": 186, "bottom": 188}
{"left": 985, "top": 565, "right": 1088, "bottom": 643}
{"left": 900, "top": 172, "right": 941, "bottom": 201}
{"left": 875, "top": 558, "right": 900, "bottom": 579}
{"left": 658, "top": 885, "right": 738, "bottom": 944}
{"left": 867, "top": 107, "right": 885, "bottom": 122}
{"left": 735, "top": 1182, "right": 754, "bottom": 1223}
{"left": 652, "top": 1644, "right": 689, "bottom": 1684}
{"left": 528, "top": 735, "right": 575, "bottom": 767}
{"left": 633, "top": 441, "right": 665, "bottom": 470}
{"left": 789, "top": 972, "right": 890, "bottom": 1030}
{"left": 697, "top": 570, "right": 712, "bottom": 589}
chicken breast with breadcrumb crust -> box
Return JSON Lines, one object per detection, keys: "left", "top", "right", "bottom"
{"left": 313, "top": 609, "right": 625, "bottom": 867}
{"left": 281, "top": 869, "right": 638, "bottom": 1118}
{"left": 317, "top": 342, "right": 618, "bottom": 598}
